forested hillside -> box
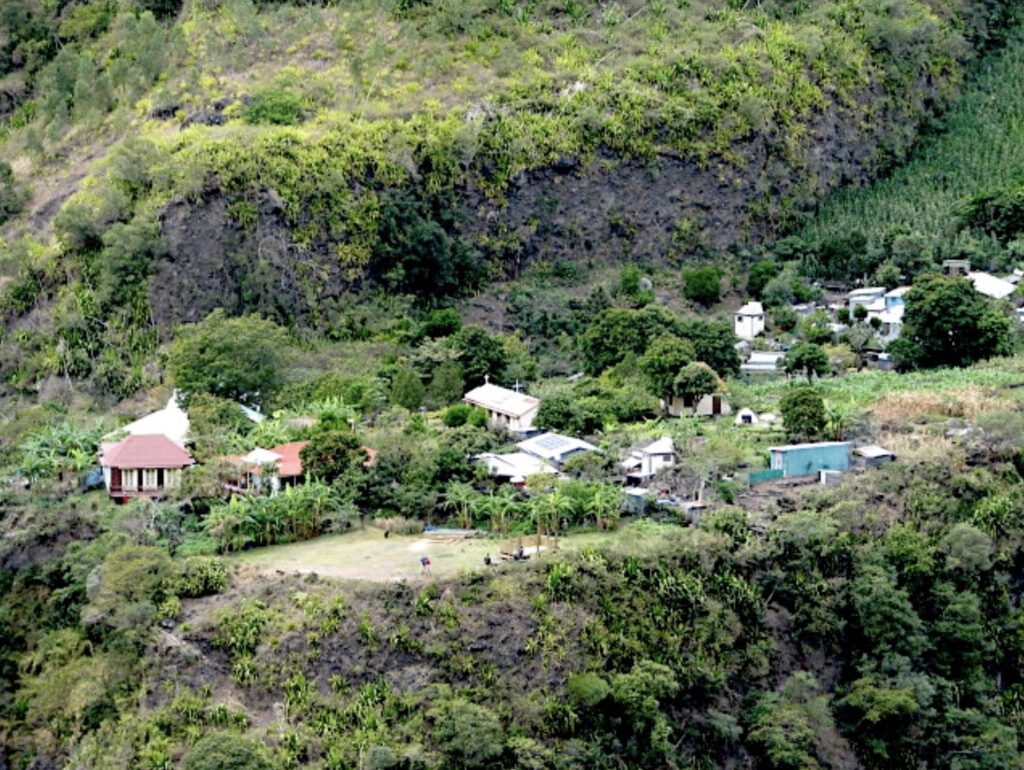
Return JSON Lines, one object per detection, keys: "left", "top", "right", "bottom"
{"left": 5, "top": 0, "right": 1024, "bottom": 768}
{"left": 0, "top": 0, "right": 1020, "bottom": 396}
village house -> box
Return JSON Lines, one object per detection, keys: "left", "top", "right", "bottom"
{"left": 968, "top": 271, "right": 1015, "bottom": 300}
{"left": 847, "top": 287, "right": 886, "bottom": 312}
{"left": 475, "top": 431, "right": 597, "bottom": 485}
{"left": 99, "top": 434, "right": 195, "bottom": 502}
{"left": 740, "top": 351, "right": 786, "bottom": 377}
{"left": 463, "top": 381, "right": 540, "bottom": 434}
{"left": 662, "top": 362, "right": 731, "bottom": 417}
{"left": 621, "top": 437, "right": 675, "bottom": 484}
{"left": 516, "top": 432, "right": 598, "bottom": 471}
{"left": 940, "top": 262, "right": 1019, "bottom": 299}
{"left": 224, "top": 440, "right": 379, "bottom": 493}
{"left": 942, "top": 259, "right": 970, "bottom": 277}
{"left": 734, "top": 301, "right": 765, "bottom": 341}
{"left": 768, "top": 441, "right": 852, "bottom": 478}
{"left": 475, "top": 451, "right": 556, "bottom": 486}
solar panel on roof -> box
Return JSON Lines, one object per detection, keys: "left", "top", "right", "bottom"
{"left": 536, "top": 435, "right": 568, "bottom": 450}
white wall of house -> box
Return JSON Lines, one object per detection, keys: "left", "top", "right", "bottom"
{"left": 664, "top": 394, "right": 732, "bottom": 417}
{"left": 641, "top": 452, "right": 674, "bottom": 477}
{"left": 734, "top": 312, "right": 765, "bottom": 341}
{"left": 484, "top": 405, "right": 538, "bottom": 432}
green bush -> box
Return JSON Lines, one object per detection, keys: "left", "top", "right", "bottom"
{"left": 243, "top": 89, "right": 304, "bottom": 125}
{"left": 0, "top": 162, "right": 28, "bottom": 226}
{"left": 442, "top": 403, "right": 487, "bottom": 428}
{"left": 683, "top": 266, "right": 723, "bottom": 306}
{"left": 171, "top": 557, "right": 229, "bottom": 598}
{"left": 183, "top": 733, "right": 273, "bottom": 770}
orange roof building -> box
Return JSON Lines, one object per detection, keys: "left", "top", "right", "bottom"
{"left": 99, "top": 434, "right": 194, "bottom": 502}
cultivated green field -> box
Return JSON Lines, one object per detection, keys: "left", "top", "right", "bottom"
{"left": 800, "top": 27, "right": 1024, "bottom": 249}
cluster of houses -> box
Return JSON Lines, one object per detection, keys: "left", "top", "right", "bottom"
{"left": 730, "top": 259, "right": 1023, "bottom": 375}
{"left": 464, "top": 380, "right": 893, "bottom": 511}
{"left": 96, "top": 393, "right": 324, "bottom": 502}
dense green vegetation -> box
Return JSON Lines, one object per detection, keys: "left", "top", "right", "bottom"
{"left": 0, "top": 0, "right": 1019, "bottom": 397}
{"left": 800, "top": 26, "right": 1024, "bottom": 275}
{"left": 8, "top": 416, "right": 1024, "bottom": 768}
{"left": 5, "top": 0, "right": 1024, "bottom": 766}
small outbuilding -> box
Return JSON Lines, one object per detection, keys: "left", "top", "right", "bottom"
{"left": 735, "top": 408, "right": 758, "bottom": 427}
{"left": 768, "top": 441, "right": 852, "bottom": 479}
{"left": 734, "top": 301, "right": 766, "bottom": 341}
{"left": 854, "top": 445, "right": 896, "bottom": 468}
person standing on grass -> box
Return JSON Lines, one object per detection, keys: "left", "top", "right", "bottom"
{"left": 420, "top": 555, "right": 432, "bottom": 576}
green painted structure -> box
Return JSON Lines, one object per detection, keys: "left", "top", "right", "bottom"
{"left": 768, "top": 442, "right": 852, "bottom": 478}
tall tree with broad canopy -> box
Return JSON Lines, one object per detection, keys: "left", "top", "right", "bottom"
{"left": 639, "top": 335, "right": 695, "bottom": 401}
{"left": 167, "top": 309, "right": 290, "bottom": 408}
{"left": 784, "top": 342, "right": 831, "bottom": 381}
{"left": 889, "top": 274, "right": 1012, "bottom": 370}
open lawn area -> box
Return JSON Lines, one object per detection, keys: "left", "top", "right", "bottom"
{"left": 230, "top": 523, "right": 686, "bottom": 583}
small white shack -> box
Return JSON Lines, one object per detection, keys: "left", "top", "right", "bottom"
{"left": 734, "top": 301, "right": 766, "bottom": 341}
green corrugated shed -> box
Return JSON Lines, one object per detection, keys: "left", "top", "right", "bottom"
{"left": 768, "top": 442, "right": 851, "bottom": 478}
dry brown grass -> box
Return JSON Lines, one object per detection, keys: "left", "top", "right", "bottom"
{"left": 870, "top": 386, "right": 1012, "bottom": 424}
{"left": 875, "top": 430, "right": 963, "bottom": 465}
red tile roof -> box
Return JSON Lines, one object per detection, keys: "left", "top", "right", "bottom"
{"left": 267, "top": 441, "right": 309, "bottom": 478}
{"left": 258, "top": 441, "right": 378, "bottom": 479}
{"left": 101, "top": 434, "right": 194, "bottom": 470}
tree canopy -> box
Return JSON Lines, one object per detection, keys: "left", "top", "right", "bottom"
{"left": 784, "top": 342, "right": 831, "bottom": 381}
{"left": 889, "top": 275, "right": 1012, "bottom": 370}
{"left": 780, "top": 386, "right": 827, "bottom": 442}
{"left": 639, "top": 335, "right": 695, "bottom": 400}
{"left": 167, "top": 310, "right": 291, "bottom": 408}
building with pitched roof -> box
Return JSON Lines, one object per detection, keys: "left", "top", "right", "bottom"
{"left": 463, "top": 382, "right": 540, "bottom": 433}
{"left": 99, "top": 434, "right": 194, "bottom": 502}
{"left": 734, "top": 301, "right": 765, "bottom": 341}
{"left": 621, "top": 437, "right": 675, "bottom": 484}
{"left": 515, "top": 432, "right": 598, "bottom": 470}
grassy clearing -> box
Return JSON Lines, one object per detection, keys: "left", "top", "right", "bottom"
{"left": 230, "top": 521, "right": 686, "bottom": 583}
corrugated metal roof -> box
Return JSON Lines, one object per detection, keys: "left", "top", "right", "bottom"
{"left": 267, "top": 441, "right": 310, "bottom": 478}
{"left": 768, "top": 441, "right": 852, "bottom": 453}
{"left": 463, "top": 383, "right": 540, "bottom": 417}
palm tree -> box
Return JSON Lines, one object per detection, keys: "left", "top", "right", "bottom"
{"left": 444, "top": 482, "right": 478, "bottom": 529}
{"left": 588, "top": 484, "right": 624, "bottom": 530}
{"left": 489, "top": 486, "right": 520, "bottom": 537}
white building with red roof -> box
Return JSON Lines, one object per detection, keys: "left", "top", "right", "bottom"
{"left": 99, "top": 434, "right": 195, "bottom": 502}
